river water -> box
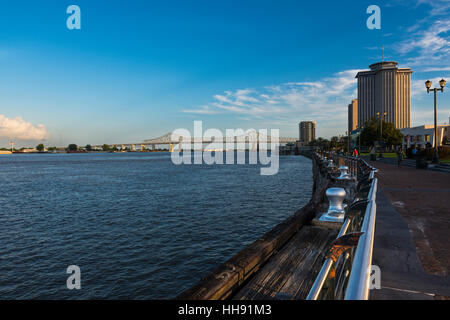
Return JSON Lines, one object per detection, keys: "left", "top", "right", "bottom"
{"left": 0, "top": 152, "right": 312, "bottom": 299}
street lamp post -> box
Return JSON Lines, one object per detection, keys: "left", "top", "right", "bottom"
{"left": 358, "top": 129, "right": 361, "bottom": 157}
{"left": 346, "top": 131, "right": 348, "bottom": 155}
{"left": 380, "top": 111, "right": 386, "bottom": 139}
{"left": 425, "top": 79, "right": 446, "bottom": 164}
{"left": 376, "top": 111, "right": 387, "bottom": 158}
{"left": 356, "top": 125, "right": 363, "bottom": 157}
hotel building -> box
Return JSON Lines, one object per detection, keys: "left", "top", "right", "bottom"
{"left": 348, "top": 99, "right": 358, "bottom": 133}
{"left": 299, "top": 121, "right": 316, "bottom": 145}
{"left": 356, "top": 61, "right": 412, "bottom": 129}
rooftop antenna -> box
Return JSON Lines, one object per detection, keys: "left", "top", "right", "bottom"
{"left": 382, "top": 45, "right": 385, "bottom": 62}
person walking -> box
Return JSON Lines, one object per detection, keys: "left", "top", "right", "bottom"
{"left": 397, "top": 147, "right": 403, "bottom": 168}
{"left": 370, "top": 146, "right": 376, "bottom": 161}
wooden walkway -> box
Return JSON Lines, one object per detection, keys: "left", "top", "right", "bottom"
{"left": 233, "top": 226, "right": 337, "bottom": 300}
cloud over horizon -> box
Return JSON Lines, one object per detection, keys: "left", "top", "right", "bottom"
{"left": 0, "top": 115, "right": 49, "bottom": 141}
{"left": 182, "top": 69, "right": 364, "bottom": 137}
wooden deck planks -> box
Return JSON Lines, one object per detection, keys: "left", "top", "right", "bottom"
{"left": 177, "top": 199, "right": 325, "bottom": 300}
{"left": 233, "top": 226, "right": 338, "bottom": 300}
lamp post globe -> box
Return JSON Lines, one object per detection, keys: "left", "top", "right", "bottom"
{"left": 425, "top": 80, "right": 432, "bottom": 93}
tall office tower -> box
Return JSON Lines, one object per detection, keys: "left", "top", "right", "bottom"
{"left": 356, "top": 61, "right": 412, "bottom": 129}
{"left": 299, "top": 121, "right": 316, "bottom": 144}
{"left": 348, "top": 99, "right": 358, "bottom": 133}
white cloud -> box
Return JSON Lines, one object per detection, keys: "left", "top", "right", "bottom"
{"left": 422, "top": 67, "right": 450, "bottom": 72}
{"left": 415, "top": 0, "right": 450, "bottom": 17}
{"left": 181, "top": 105, "right": 219, "bottom": 115}
{"left": 182, "top": 69, "right": 363, "bottom": 137}
{"left": 412, "top": 108, "right": 450, "bottom": 126}
{"left": 396, "top": 17, "right": 450, "bottom": 71}
{"left": 0, "top": 115, "right": 49, "bottom": 140}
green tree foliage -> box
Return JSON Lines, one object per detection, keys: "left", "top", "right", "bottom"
{"left": 67, "top": 144, "right": 78, "bottom": 152}
{"left": 309, "top": 137, "right": 329, "bottom": 149}
{"left": 85, "top": 144, "right": 92, "bottom": 151}
{"left": 309, "top": 136, "right": 348, "bottom": 151}
{"left": 36, "top": 144, "right": 45, "bottom": 152}
{"left": 102, "top": 144, "right": 110, "bottom": 151}
{"left": 360, "top": 117, "right": 403, "bottom": 147}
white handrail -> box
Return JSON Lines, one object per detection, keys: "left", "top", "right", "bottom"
{"left": 311, "top": 153, "right": 378, "bottom": 300}
{"left": 306, "top": 218, "right": 351, "bottom": 300}
{"left": 344, "top": 178, "right": 378, "bottom": 300}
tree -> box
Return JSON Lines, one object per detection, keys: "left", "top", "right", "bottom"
{"left": 309, "top": 136, "right": 349, "bottom": 151}
{"left": 102, "top": 144, "right": 110, "bottom": 152}
{"left": 85, "top": 144, "right": 92, "bottom": 152}
{"left": 360, "top": 117, "right": 403, "bottom": 147}
{"left": 309, "top": 137, "right": 330, "bottom": 149}
{"left": 330, "top": 136, "right": 340, "bottom": 149}
{"left": 67, "top": 144, "right": 78, "bottom": 152}
{"left": 36, "top": 144, "right": 45, "bottom": 152}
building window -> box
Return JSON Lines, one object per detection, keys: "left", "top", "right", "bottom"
{"left": 425, "top": 135, "right": 430, "bottom": 142}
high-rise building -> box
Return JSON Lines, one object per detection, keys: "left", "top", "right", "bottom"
{"left": 348, "top": 99, "right": 358, "bottom": 133}
{"left": 356, "top": 61, "right": 412, "bottom": 129}
{"left": 299, "top": 121, "right": 316, "bottom": 144}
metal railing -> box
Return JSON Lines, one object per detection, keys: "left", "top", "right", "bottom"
{"left": 344, "top": 178, "right": 377, "bottom": 300}
{"left": 307, "top": 153, "right": 378, "bottom": 300}
{"left": 306, "top": 218, "right": 351, "bottom": 300}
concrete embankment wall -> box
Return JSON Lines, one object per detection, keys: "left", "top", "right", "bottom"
{"left": 178, "top": 154, "right": 330, "bottom": 300}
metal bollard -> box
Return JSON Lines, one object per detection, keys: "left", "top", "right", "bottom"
{"left": 319, "top": 188, "right": 346, "bottom": 223}
{"left": 327, "top": 159, "right": 335, "bottom": 168}
{"left": 338, "top": 166, "right": 351, "bottom": 180}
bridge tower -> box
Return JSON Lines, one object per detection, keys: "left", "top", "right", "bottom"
{"left": 179, "top": 137, "right": 183, "bottom": 153}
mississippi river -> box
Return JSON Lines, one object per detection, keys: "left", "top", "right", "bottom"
{"left": 0, "top": 152, "right": 312, "bottom": 299}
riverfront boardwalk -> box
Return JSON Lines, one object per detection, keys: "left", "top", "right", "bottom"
{"left": 179, "top": 154, "right": 376, "bottom": 300}
{"left": 233, "top": 226, "right": 337, "bottom": 300}
{"left": 180, "top": 155, "right": 449, "bottom": 300}
{"left": 368, "top": 160, "right": 450, "bottom": 300}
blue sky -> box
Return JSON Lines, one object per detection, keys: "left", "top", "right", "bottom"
{"left": 0, "top": 0, "right": 449, "bottom": 147}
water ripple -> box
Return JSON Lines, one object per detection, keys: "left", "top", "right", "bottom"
{"left": 0, "top": 153, "right": 311, "bottom": 299}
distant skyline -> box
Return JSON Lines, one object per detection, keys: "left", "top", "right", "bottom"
{"left": 0, "top": 0, "right": 449, "bottom": 147}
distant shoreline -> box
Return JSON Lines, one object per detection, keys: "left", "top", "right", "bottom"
{"left": 0, "top": 150, "right": 171, "bottom": 155}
